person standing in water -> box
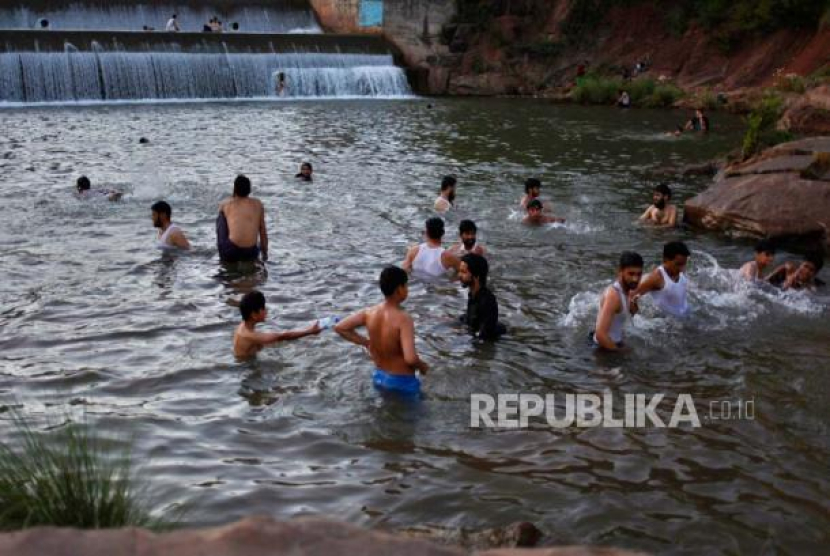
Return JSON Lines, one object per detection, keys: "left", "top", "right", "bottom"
{"left": 639, "top": 184, "right": 677, "bottom": 227}
{"left": 592, "top": 251, "right": 643, "bottom": 350}
{"left": 403, "top": 217, "right": 460, "bottom": 278}
{"left": 335, "top": 266, "right": 429, "bottom": 397}
{"left": 217, "top": 175, "right": 268, "bottom": 263}
{"left": 233, "top": 291, "right": 321, "bottom": 359}
{"left": 449, "top": 219, "right": 487, "bottom": 257}
{"left": 151, "top": 201, "right": 190, "bottom": 250}
{"left": 685, "top": 109, "right": 710, "bottom": 132}
{"left": 295, "top": 162, "right": 313, "bottom": 182}
{"left": 632, "top": 241, "right": 691, "bottom": 318}
{"left": 434, "top": 175, "right": 456, "bottom": 213}
{"left": 459, "top": 253, "right": 505, "bottom": 341}
{"left": 740, "top": 239, "right": 776, "bottom": 281}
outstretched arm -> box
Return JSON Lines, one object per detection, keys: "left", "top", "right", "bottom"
{"left": 400, "top": 316, "right": 428, "bottom": 374}
{"left": 632, "top": 268, "right": 663, "bottom": 300}
{"left": 262, "top": 322, "right": 321, "bottom": 344}
{"left": 334, "top": 310, "right": 370, "bottom": 348}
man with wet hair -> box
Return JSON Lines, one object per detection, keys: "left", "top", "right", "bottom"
{"left": 632, "top": 241, "right": 691, "bottom": 317}
{"left": 233, "top": 291, "right": 321, "bottom": 359}
{"left": 459, "top": 253, "right": 505, "bottom": 341}
{"left": 740, "top": 239, "right": 776, "bottom": 281}
{"left": 217, "top": 175, "right": 268, "bottom": 263}
{"left": 434, "top": 175, "right": 457, "bottom": 213}
{"left": 151, "top": 201, "right": 190, "bottom": 250}
{"left": 593, "top": 251, "right": 643, "bottom": 350}
{"left": 76, "top": 175, "right": 122, "bottom": 201}
{"left": 523, "top": 199, "right": 565, "bottom": 225}
{"left": 639, "top": 183, "right": 677, "bottom": 227}
{"left": 335, "top": 266, "right": 429, "bottom": 396}
{"left": 403, "top": 217, "right": 460, "bottom": 278}
{"left": 767, "top": 252, "right": 824, "bottom": 291}
{"left": 450, "top": 219, "right": 487, "bottom": 257}
{"left": 520, "top": 178, "right": 542, "bottom": 210}
{"left": 295, "top": 162, "right": 313, "bottom": 182}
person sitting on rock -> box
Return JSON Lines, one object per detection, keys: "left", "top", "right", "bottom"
{"left": 639, "top": 183, "right": 677, "bottom": 227}
{"left": 767, "top": 253, "right": 824, "bottom": 291}
{"left": 739, "top": 239, "right": 776, "bottom": 281}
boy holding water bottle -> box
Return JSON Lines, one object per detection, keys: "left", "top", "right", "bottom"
{"left": 233, "top": 291, "right": 322, "bottom": 359}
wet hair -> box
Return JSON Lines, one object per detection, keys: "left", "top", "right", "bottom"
{"left": 619, "top": 251, "right": 644, "bottom": 270}
{"left": 301, "top": 162, "right": 313, "bottom": 172}
{"left": 754, "top": 239, "right": 776, "bottom": 255}
{"left": 462, "top": 253, "right": 489, "bottom": 287}
{"left": 239, "top": 291, "right": 265, "bottom": 321}
{"left": 663, "top": 241, "right": 691, "bottom": 261}
{"left": 525, "top": 178, "right": 541, "bottom": 193}
{"left": 441, "top": 175, "right": 457, "bottom": 191}
{"left": 76, "top": 176, "right": 91, "bottom": 191}
{"left": 151, "top": 200, "right": 172, "bottom": 219}
{"left": 232, "top": 22, "right": 239, "bottom": 30}
{"left": 379, "top": 266, "right": 408, "bottom": 297}
{"left": 425, "top": 217, "right": 445, "bottom": 240}
{"left": 805, "top": 252, "right": 824, "bottom": 272}
{"left": 233, "top": 175, "right": 251, "bottom": 197}
{"left": 172, "top": 14, "right": 177, "bottom": 18}
{"left": 654, "top": 183, "right": 672, "bottom": 198}
{"left": 459, "top": 219, "right": 477, "bottom": 235}
{"left": 527, "top": 199, "right": 543, "bottom": 211}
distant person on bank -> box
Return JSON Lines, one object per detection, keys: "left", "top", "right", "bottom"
{"left": 295, "top": 162, "right": 313, "bottom": 182}
{"left": 403, "top": 217, "right": 460, "bottom": 278}
{"left": 217, "top": 175, "right": 268, "bottom": 263}
{"left": 523, "top": 199, "right": 565, "bottom": 225}
{"left": 434, "top": 175, "right": 456, "bottom": 213}
{"left": 449, "top": 219, "right": 487, "bottom": 257}
{"left": 632, "top": 241, "right": 692, "bottom": 318}
{"left": 459, "top": 253, "right": 505, "bottom": 341}
{"left": 151, "top": 201, "right": 190, "bottom": 251}
{"left": 335, "top": 266, "right": 429, "bottom": 397}
{"left": 739, "top": 239, "right": 776, "bottom": 281}
{"left": 639, "top": 183, "right": 677, "bottom": 227}
{"left": 767, "top": 253, "right": 824, "bottom": 291}
{"left": 617, "top": 90, "right": 631, "bottom": 108}
{"left": 166, "top": 14, "right": 180, "bottom": 32}
{"left": 233, "top": 291, "right": 321, "bottom": 359}
{"left": 75, "top": 175, "right": 122, "bottom": 201}
{"left": 592, "top": 251, "right": 643, "bottom": 350}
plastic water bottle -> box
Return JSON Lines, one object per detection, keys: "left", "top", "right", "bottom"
{"left": 318, "top": 316, "right": 340, "bottom": 330}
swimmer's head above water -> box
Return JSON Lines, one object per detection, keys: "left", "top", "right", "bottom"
{"left": 240, "top": 290, "right": 267, "bottom": 323}
{"left": 425, "top": 217, "right": 445, "bottom": 242}
{"left": 233, "top": 175, "right": 251, "bottom": 198}
{"left": 662, "top": 241, "right": 691, "bottom": 275}
{"left": 754, "top": 238, "right": 776, "bottom": 268}
{"left": 76, "top": 176, "right": 91, "bottom": 193}
{"left": 796, "top": 253, "right": 823, "bottom": 285}
{"left": 526, "top": 199, "right": 544, "bottom": 218}
{"left": 459, "top": 219, "right": 478, "bottom": 250}
{"left": 460, "top": 252, "right": 488, "bottom": 290}
{"left": 151, "top": 200, "right": 172, "bottom": 228}
{"left": 441, "top": 175, "right": 457, "bottom": 204}
{"left": 618, "top": 251, "right": 644, "bottom": 292}
{"left": 297, "top": 162, "right": 313, "bottom": 181}
{"left": 652, "top": 183, "right": 671, "bottom": 210}
{"left": 524, "top": 178, "right": 541, "bottom": 198}
{"left": 380, "top": 265, "right": 409, "bottom": 301}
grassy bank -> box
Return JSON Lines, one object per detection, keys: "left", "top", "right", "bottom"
{"left": 571, "top": 75, "right": 685, "bottom": 108}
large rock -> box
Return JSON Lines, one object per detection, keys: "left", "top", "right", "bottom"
{"left": 0, "top": 516, "right": 648, "bottom": 556}
{"left": 778, "top": 85, "right": 830, "bottom": 136}
{"left": 684, "top": 137, "right": 830, "bottom": 250}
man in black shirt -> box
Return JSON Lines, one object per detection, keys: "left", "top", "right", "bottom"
{"left": 459, "top": 253, "right": 505, "bottom": 341}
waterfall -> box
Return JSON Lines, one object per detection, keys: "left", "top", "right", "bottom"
{"left": 0, "top": 1, "right": 320, "bottom": 34}
{"left": 0, "top": 49, "right": 412, "bottom": 103}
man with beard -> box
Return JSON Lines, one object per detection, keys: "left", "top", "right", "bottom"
{"left": 434, "top": 175, "right": 456, "bottom": 213}
{"left": 458, "top": 253, "right": 505, "bottom": 341}
{"left": 151, "top": 201, "right": 190, "bottom": 250}
{"left": 639, "top": 184, "right": 677, "bottom": 227}
{"left": 450, "top": 219, "right": 487, "bottom": 257}
{"left": 592, "top": 251, "right": 643, "bottom": 350}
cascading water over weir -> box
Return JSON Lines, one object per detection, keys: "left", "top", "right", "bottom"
{"left": 0, "top": 1, "right": 412, "bottom": 103}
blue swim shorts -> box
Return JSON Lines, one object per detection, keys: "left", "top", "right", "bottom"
{"left": 372, "top": 369, "right": 421, "bottom": 396}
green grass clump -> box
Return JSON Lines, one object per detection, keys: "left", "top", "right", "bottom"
{"left": 0, "top": 412, "right": 163, "bottom": 530}
{"left": 643, "top": 83, "right": 686, "bottom": 108}
{"left": 572, "top": 74, "right": 622, "bottom": 104}
{"left": 741, "top": 92, "right": 790, "bottom": 160}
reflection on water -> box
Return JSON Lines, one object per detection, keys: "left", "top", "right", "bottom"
{"left": 0, "top": 99, "right": 827, "bottom": 554}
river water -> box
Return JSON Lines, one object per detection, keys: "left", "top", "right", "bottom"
{"left": 0, "top": 99, "right": 827, "bottom": 554}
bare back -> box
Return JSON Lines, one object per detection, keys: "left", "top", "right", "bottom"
{"left": 221, "top": 197, "right": 264, "bottom": 248}
{"left": 365, "top": 303, "right": 414, "bottom": 375}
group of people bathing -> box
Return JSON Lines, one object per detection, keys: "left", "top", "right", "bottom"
{"left": 77, "top": 168, "right": 825, "bottom": 398}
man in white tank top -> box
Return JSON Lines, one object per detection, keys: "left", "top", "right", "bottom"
{"left": 151, "top": 201, "right": 190, "bottom": 250}
{"left": 402, "top": 217, "right": 460, "bottom": 278}
{"left": 593, "top": 251, "right": 644, "bottom": 350}
{"left": 632, "top": 241, "right": 691, "bottom": 318}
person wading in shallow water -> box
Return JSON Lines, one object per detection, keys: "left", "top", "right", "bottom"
{"left": 592, "top": 251, "right": 643, "bottom": 351}
{"left": 458, "top": 253, "right": 505, "bottom": 341}
{"left": 151, "top": 201, "right": 190, "bottom": 251}
{"left": 632, "top": 241, "right": 691, "bottom": 318}
{"left": 639, "top": 183, "right": 677, "bottom": 227}
{"left": 335, "top": 266, "right": 429, "bottom": 397}
{"left": 403, "top": 217, "right": 460, "bottom": 278}
{"left": 233, "top": 291, "right": 321, "bottom": 359}
{"left": 434, "top": 175, "right": 456, "bottom": 213}
{"left": 216, "top": 175, "right": 268, "bottom": 263}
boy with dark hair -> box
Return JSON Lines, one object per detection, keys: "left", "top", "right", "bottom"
{"left": 740, "top": 239, "right": 776, "bottom": 281}
{"left": 767, "top": 252, "right": 824, "bottom": 291}
{"left": 76, "top": 175, "right": 122, "bottom": 201}
{"left": 295, "top": 162, "right": 313, "bottom": 182}
{"left": 217, "top": 174, "right": 267, "bottom": 262}
{"left": 639, "top": 183, "right": 677, "bottom": 227}
{"left": 151, "top": 200, "right": 190, "bottom": 250}
{"left": 523, "top": 199, "right": 565, "bottom": 225}
{"left": 459, "top": 253, "right": 505, "bottom": 341}
{"left": 403, "top": 217, "right": 460, "bottom": 277}
{"left": 632, "top": 241, "right": 691, "bottom": 317}
{"left": 520, "top": 178, "right": 542, "bottom": 209}
{"left": 335, "top": 266, "right": 428, "bottom": 396}
{"left": 233, "top": 291, "right": 321, "bottom": 359}
{"left": 434, "top": 175, "right": 457, "bottom": 213}
{"left": 593, "top": 251, "right": 643, "bottom": 350}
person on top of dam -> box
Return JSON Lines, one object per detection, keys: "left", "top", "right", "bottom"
{"left": 166, "top": 14, "right": 180, "bottom": 32}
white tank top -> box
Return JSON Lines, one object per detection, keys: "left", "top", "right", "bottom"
{"left": 157, "top": 224, "right": 180, "bottom": 250}
{"left": 594, "top": 281, "right": 628, "bottom": 345}
{"left": 412, "top": 243, "right": 446, "bottom": 277}
{"left": 652, "top": 266, "right": 690, "bottom": 317}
